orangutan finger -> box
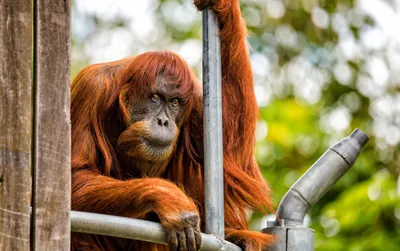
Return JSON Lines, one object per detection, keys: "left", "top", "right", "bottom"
{"left": 168, "top": 231, "right": 178, "bottom": 251}
{"left": 178, "top": 231, "right": 187, "bottom": 251}
{"left": 185, "top": 227, "right": 196, "bottom": 251}
{"left": 194, "top": 228, "right": 202, "bottom": 250}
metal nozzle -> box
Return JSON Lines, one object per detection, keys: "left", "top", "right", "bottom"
{"left": 275, "top": 129, "right": 369, "bottom": 227}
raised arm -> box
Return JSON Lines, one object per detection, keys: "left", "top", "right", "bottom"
{"left": 196, "top": 0, "right": 258, "bottom": 155}
{"left": 194, "top": 1, "right": 275, "bottom": 250}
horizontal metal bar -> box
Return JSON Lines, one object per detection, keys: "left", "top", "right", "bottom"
{"left": 71, "top": 211, "right": 241, "bottom": 251}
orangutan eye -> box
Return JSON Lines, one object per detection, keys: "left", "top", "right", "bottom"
{"left": 170, "top": 98, "right": 180, "bottom": 107}
{"left": 151, "top": 94, "right": 160, "bottom": 103}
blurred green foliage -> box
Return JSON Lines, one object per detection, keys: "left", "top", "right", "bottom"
{"left": 72, "top": 0, "right": 400, "bottom": 250}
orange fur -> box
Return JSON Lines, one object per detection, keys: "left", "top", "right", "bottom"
{"left": 71, "top": 1, "right": 274, "bottom": 250}
{"left": 117, "top": 121, "right": 179, "bottom": 162}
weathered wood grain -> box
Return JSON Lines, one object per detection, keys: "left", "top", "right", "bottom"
{"left": 0, "top": 0, "right": 32, "bottom": 250}
{"left": 32, "top": 0, "right": 71, "bottom": 250}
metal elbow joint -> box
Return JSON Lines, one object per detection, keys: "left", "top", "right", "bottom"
{"left": 263, "top": 129, "right": 369, "bottom": 251}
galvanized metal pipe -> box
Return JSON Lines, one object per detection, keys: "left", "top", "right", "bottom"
{"left": 263, "top": 129, "right": 368, "bottom": 251}
{"left": 275, "top": 129, "right": 369, "bottom": 227}
{"left": 71, "top": 211, "right": 241, "bottom": 251}
{"left": 202, "top": 8, "right": 224, "bottom": 238}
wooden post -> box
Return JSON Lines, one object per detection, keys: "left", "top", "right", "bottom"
{"left": 32, "top": 0, "right": 71, "bottom": 250}
{"left": 0, "top": 0, "right": 33, "bottom": 250}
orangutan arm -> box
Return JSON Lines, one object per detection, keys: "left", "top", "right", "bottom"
{"left": 72, "top": 169, "right": 202, "bottom": 250}
{"left": 195, "top": 0, "right": 258, "bottom": 153}
{"left": 193, "top": 1, "right": 275, "bottom": 250}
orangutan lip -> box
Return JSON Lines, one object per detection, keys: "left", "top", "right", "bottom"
{"left": 143, "top": 138, "right": 172, "bottom": 148}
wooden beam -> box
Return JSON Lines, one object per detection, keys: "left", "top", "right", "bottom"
{"left": 32, "top": 0, "right": 71, "bottom": 250}
{"left": 0, "top": 0, "right": 32, "bottom": 250}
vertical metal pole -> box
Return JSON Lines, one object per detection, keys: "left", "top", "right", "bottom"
{"left": 202, "top": 8, "right": 224, "bottom": 238}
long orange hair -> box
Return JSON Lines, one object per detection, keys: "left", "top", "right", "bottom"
{"left": 71, "top": 0, "right": 275, "bottom": 249}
